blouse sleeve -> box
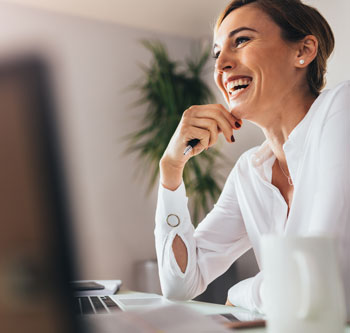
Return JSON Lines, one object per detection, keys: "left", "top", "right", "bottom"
{"left": 154, "top": 166, "right": 251, "bottom": 300}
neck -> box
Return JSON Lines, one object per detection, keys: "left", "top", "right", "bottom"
{"left": 258, "top": 90, "right": 316, "bottom": 165}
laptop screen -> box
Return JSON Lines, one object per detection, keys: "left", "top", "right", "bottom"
{"left": 0, "top": 55, "right": 81, "bottom": 333}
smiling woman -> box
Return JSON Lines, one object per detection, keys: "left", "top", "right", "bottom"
{"left": 214, "top": 0, "right": 334, "bottom": 96}
{"left": 154, "top": 0, "right": 350, "bottom": 322}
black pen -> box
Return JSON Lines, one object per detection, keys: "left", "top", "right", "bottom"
{"left": 183, "top": 138, "right": 200, "bottom": 156}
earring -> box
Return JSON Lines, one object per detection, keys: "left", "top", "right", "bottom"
{"left": 299, "top": 59, "right": 305, "bottom": 65}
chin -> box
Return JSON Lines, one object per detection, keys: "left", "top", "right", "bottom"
{"left": 229, "top": 104, "right": 248, "bottom": 120}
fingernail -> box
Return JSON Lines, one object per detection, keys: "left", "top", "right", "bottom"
{"left": 235, "top": 121, "right": 241, "bottom": 128}
{"left": 231, "top": 135, "right": 235, "bottom": 142}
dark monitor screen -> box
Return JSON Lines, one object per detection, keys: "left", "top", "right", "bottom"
{"left": 0, "top": 55, "right": 81, "bottom": 333}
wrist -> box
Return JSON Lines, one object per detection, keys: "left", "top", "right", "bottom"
{"left": 159, "top": 156, "right": 184, "bottom": 191}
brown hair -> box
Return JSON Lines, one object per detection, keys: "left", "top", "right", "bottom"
{"left": 215, "top": 0, "right": 335, "bottom": 96}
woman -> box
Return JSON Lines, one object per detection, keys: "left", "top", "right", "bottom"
{"left": 155, "top": 0, "right": 350, "bottom": 313}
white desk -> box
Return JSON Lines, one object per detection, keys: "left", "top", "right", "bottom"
{"left": 179, "top": 299, "right": 350, "bottom": 332}
{"left": 116, "top": 290, "right": 350, "bottom": 332}
{"left": 174, "top": 298, "right": 265, "bottom": 331}
{"left": 183, "top": 299, "right": 350, "bottom": 332}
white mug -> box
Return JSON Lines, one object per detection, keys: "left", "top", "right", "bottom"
{"left": 261, "top": 235, "right": 346, "bottom": 333}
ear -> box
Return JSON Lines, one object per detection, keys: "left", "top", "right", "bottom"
{"left": 295, "top": 35, "right": 318, "bottom": 68}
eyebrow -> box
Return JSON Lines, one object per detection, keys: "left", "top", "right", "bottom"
{"left": 213, "top": 26, "right": 258, "bottom": 50}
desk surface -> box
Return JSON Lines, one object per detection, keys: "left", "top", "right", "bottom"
{"left": 181, "top": 299, "right": 350, "bottom": 332}
{"left": 117, "top": 290, "right": 350, "bottom": 332}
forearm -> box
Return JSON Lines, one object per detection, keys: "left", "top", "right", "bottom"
{"left": 154, "top": 182, "right": 205, "bottom": 300}
{"left": 159, "top": 158, "right": 189, "bottom": 273}
{"left": 227, "top": 273, "right": 264, "bottom": 313}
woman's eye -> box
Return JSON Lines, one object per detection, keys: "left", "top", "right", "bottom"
{"left": 235, "top": 36, "right": 250, "bottom": 47}
{"left": 212, "top": 50, "right": 220, "bottom": 60}
{"left": 212, "top": 37, "right": 250, "bottom": 60}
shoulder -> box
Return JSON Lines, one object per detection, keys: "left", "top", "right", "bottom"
{"left": 309, "top": 81, "right": 350, "bottom": 127}
{"left": 319, "top": 80, "right": 350, "bottom": 112}
{"left": 328, "top": 80, "right": 350, "bottom": 94}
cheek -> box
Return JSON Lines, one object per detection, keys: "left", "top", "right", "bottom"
{"left": 214, "top": 72, "right": 227, "bottom": 96}
{"left": 213, "top": 71, "right": 221, "bottom": 89}
{"left": 246, "top": 51, "right": 286, "bottom": 87}
{"left": 242, "top": 43, "right": 282, "bottom": 73}
{"left": 261, "top": 46, "right": 294, "bottom": 77}
{"left": 213, "top": 71, "right": 217, "bottom": 84}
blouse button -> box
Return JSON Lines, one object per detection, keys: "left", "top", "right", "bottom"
{"left": 166, "top": 214, "right": 180, "bottom": 227}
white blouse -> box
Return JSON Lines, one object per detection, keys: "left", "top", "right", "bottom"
{"left": 155, "top": 81, "right": 350, "bottom": 313}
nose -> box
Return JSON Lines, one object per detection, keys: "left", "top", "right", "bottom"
{"left": 215, "top": 47, "right": 236, "bottom": 74}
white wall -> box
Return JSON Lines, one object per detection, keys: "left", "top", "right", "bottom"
{"left": 6, "top": 0, "right": 231, "bottom": 39}
{"left": 0, "top": 0, "right": 348, "bottom": 291}
{"left": 0, "top": 2, "right": 196, "bottom": 289}
{"left": 304, "top": 0, "right": 350, "bottom": 88}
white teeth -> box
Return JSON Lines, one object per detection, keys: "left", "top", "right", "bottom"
{"left": 227, "top": 77, "right": 252, "bottom": 93}
{"left": 231, "top": 87, "right": 245, "bottom": 95}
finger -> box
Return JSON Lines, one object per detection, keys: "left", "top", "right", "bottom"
{"left": 184, "top": 104, "right": 234, "bottom": 125}
{"left": 185, "top": 104, "right": 239, "bottom": 136}
{"left": 186, "top": 118, "right": 219, "bottom": 147}
{"left": 196, "top": 112, "right": 234, "bottom": 143}
{"left": 182, "top": 127, "right": 210, "bottom": 156}
{"left": 233, "top": 118, "right": 242, "bottom": 129}
{"left": 215, "top": 104, "right": 242, "bottom": 130}
{"left": 183, "top": 106, "right": 234, "bottom": 143}
{"left": 189, "top": 104, "right": 239, "bottom": 129}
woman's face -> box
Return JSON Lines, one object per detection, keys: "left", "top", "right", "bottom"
{"left": 213, "top": 5, "right": 300, "bottom": 122}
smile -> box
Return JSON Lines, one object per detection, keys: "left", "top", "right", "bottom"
{"left": 226, "top": 77, "right": 252, "bottom": 98}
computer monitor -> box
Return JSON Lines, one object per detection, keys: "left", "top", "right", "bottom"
{"left": 0, "top": 54, "right": 81, "bottom": 333}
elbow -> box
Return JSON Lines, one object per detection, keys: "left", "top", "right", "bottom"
{"left": 159, "top": 267, "right": 207, "bottom": 301}
{"left": 162, "top": 289, "right": 190, "bottom": 301}
{"left": 160, "top": 279, "right": 192, "bottom": 301}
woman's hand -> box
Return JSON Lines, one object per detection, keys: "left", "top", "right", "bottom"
{"left": 225, "top": 298, "right": 235, "bottom": 306}
{"left": 160, "top": 104, "right": 241, "bottom": 190}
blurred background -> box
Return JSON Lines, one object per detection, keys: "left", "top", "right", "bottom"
{"left": 1, "top": 0, "right": 349, "bottom": 303}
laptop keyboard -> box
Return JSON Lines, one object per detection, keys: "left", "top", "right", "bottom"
{"left": 75, "top": 296, "right": 121, "bottom": 315}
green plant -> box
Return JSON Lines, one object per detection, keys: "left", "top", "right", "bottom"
{"left": 126, "top": 40, "right": 229, "bottom": 225}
